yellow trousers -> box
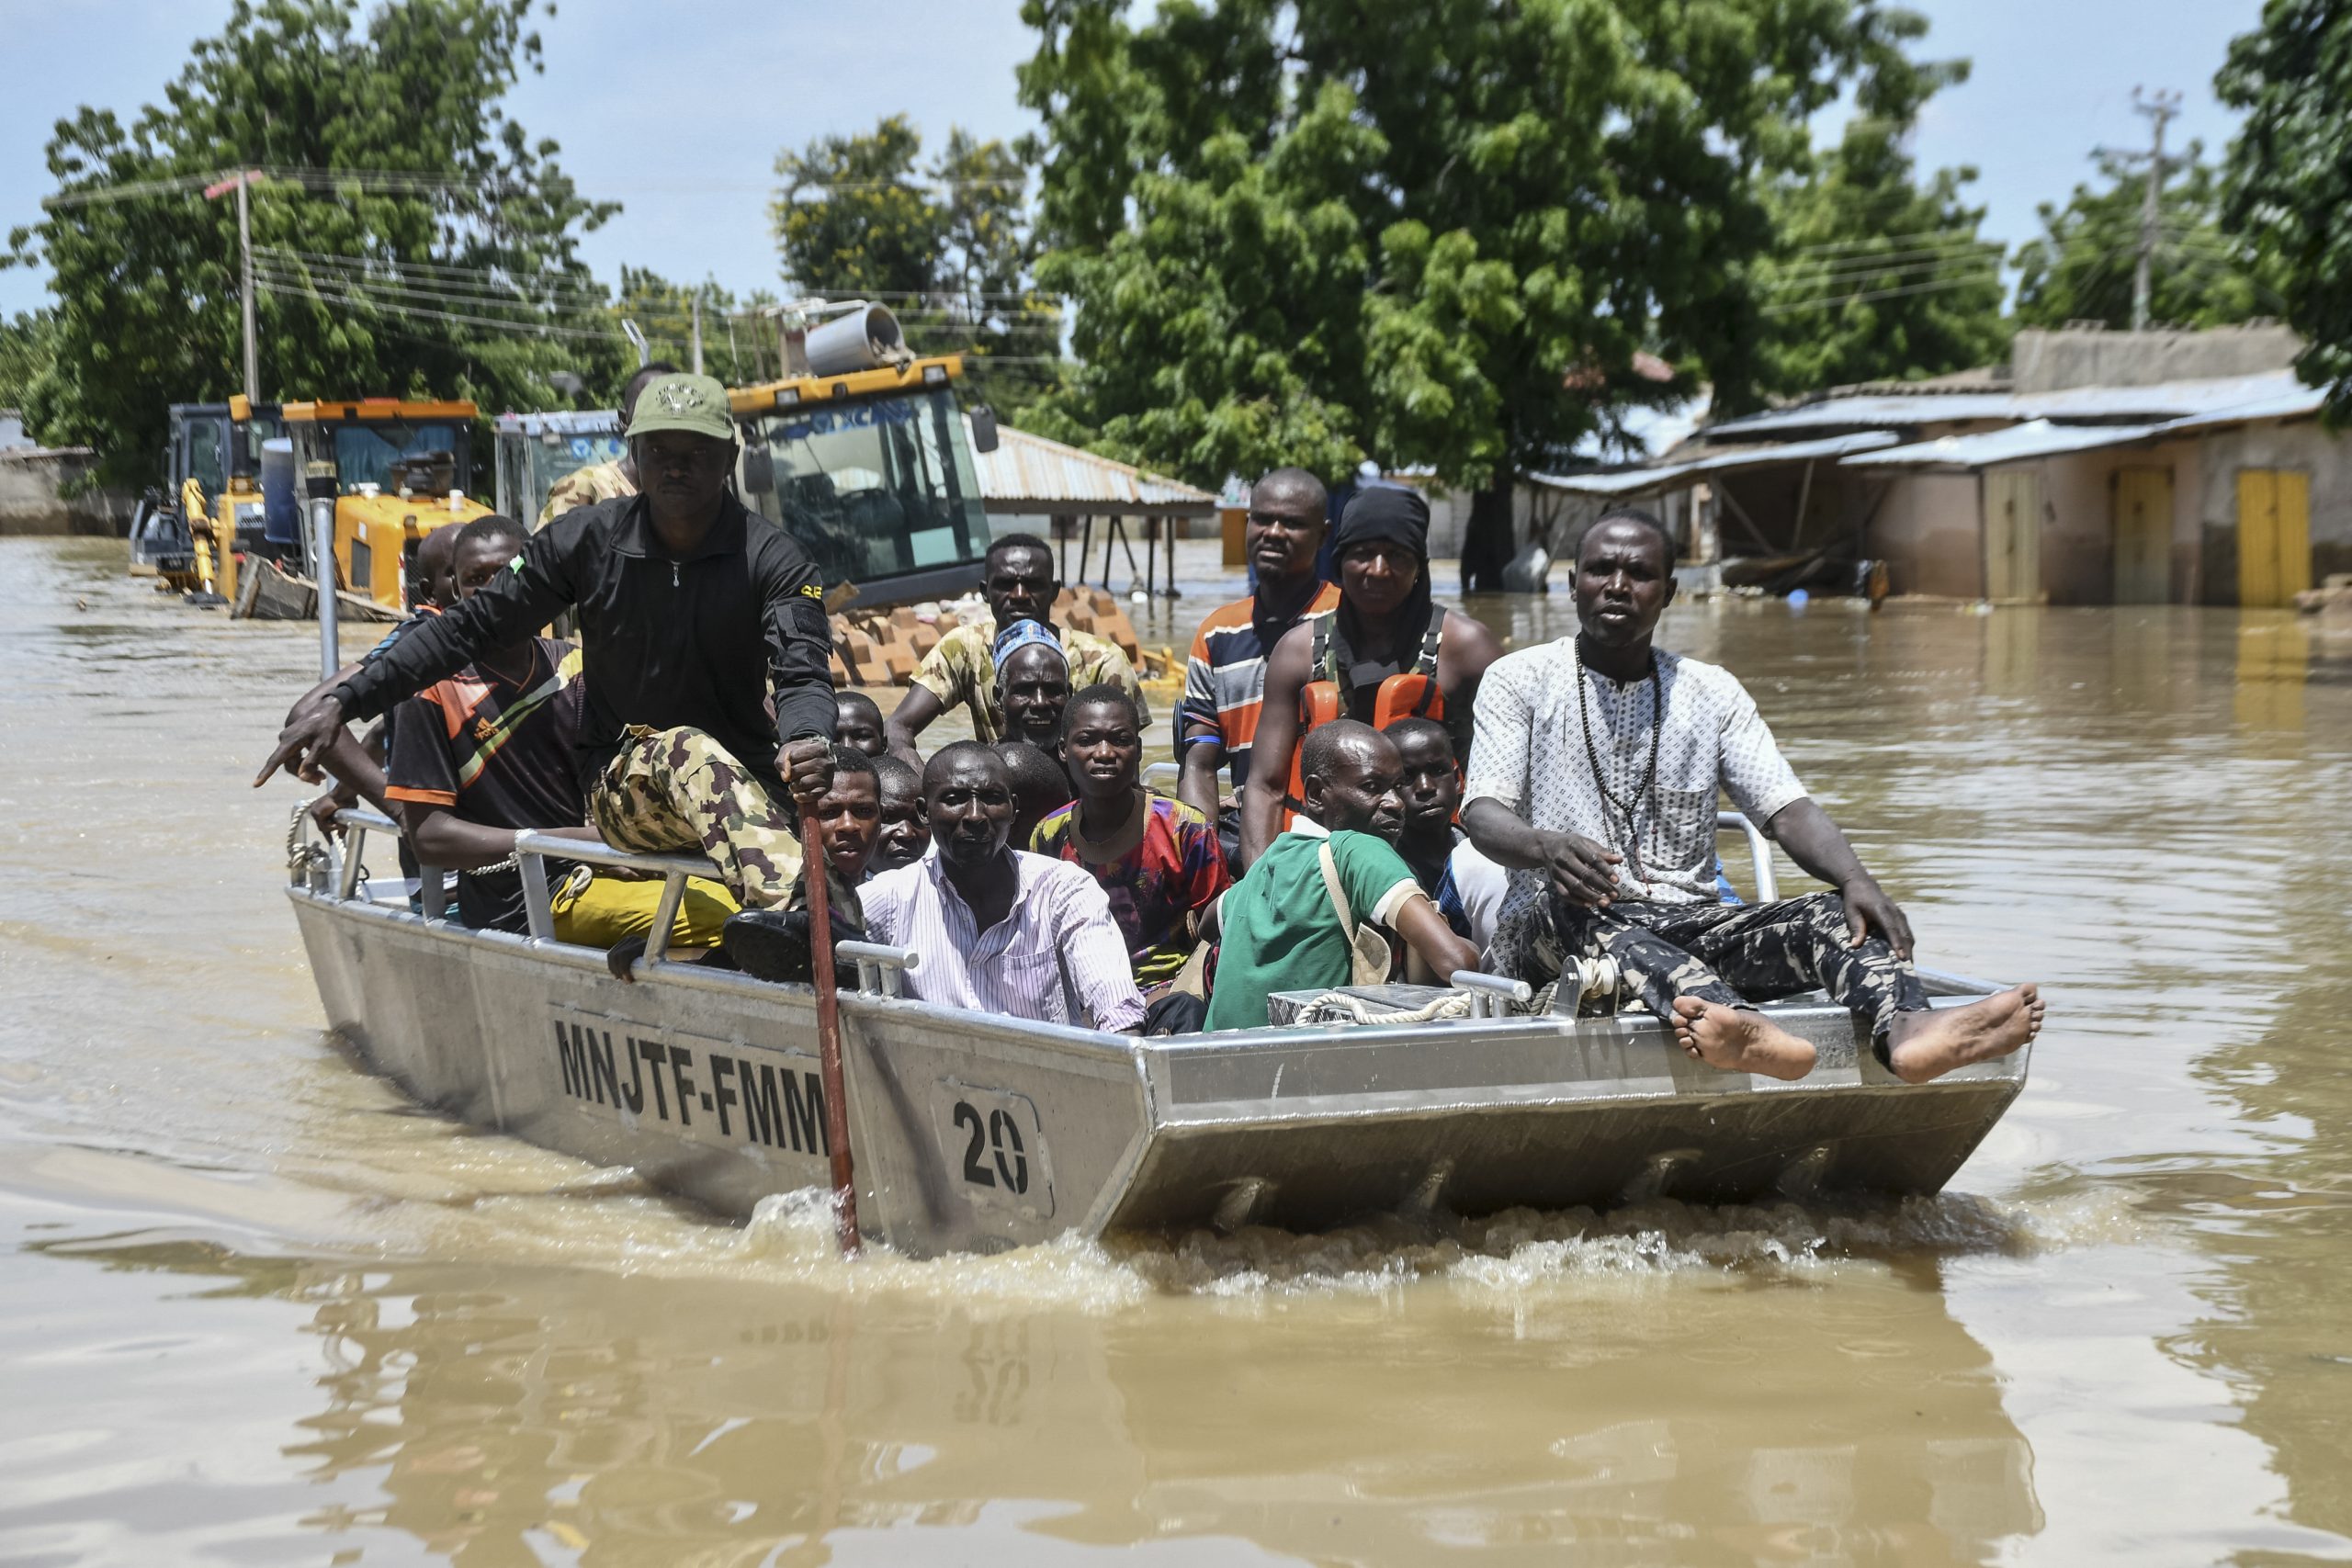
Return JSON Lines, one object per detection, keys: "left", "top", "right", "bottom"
{"left": 550, "top": 869, "right": 739, "bottom": 949}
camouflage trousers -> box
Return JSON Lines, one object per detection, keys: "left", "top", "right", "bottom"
{"left": 589, "top": 726, "right": 803, "bottom": 909}
{"left": 1527, "top": 891, "right": 1927, "bottom": 1039}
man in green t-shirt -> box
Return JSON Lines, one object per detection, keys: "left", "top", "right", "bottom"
{"left": 1204, "top": 720, "right": 1481, "bottom": 1031}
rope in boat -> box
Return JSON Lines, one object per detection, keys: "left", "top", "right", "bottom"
{"left": 1287, "top": 956, "right": 1628, "bottom": 1028}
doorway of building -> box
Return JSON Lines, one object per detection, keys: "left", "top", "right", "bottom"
{"left": 1983, "top": 468, "right": 2041, "bottom": 602}
{"left": 2112, "top": 466, "right": 2174, "bottom": 604}
{"left": 2236, "top": 468, "right": 2312, "bottom": 607}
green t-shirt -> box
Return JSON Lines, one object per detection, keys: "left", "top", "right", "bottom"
{"left": 1204, "top": 829, "right": 1424, "bottom": 1032}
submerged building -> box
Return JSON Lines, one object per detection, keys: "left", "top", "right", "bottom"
{"left": 1532, "top": 327, "right": 2340, "bottom": 607}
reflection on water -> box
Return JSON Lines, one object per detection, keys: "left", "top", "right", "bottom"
{"left": 4, "top": 537, "right": 2351, "bottom": 1564}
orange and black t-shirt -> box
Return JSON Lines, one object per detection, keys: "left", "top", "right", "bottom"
{"left": 385, "top": 637, "right": 587, "bottom": 931}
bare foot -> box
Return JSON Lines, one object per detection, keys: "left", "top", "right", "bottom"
{"left": 1884, "top": 985, "right": 2043, "bottom": 1083}
{"left": 1668, "top": 997, "right": 1818, "bottom": 1080}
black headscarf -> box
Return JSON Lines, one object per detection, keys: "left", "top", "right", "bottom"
{"left": 1328, "top": 483, "right": 1435, "bottom": 706}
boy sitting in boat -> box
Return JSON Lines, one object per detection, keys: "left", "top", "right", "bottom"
{"left": 1032, "top": 684, "right": 1231, "bottom": 992}
{"left": 832, "top": 692, "right": 888, "bottom": 759}
{"left": 1204, "top": 720, "right": 1480, "bottom": 1032}
{"left": 1462, "top": 507, "right": 2044, "bottom": 1082}
{"left": 997, "top": 740, "right": 1073, "bottom": 854}
{"left": 868, "top": 755, "right": 927, "bottom": 874}
{"left": 380, "top": 513, "right": 735, "bottom": 948}
{"left": 840, "top": 742, "right": 1145, "bottom": 1031}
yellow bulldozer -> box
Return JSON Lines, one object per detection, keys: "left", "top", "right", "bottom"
{"left": 284, "top": 397, "right": 494, "bottom": 612}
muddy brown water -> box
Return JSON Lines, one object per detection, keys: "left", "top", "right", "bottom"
{"left": 3, "top": 533, "right": 2348, "bottom": 1565}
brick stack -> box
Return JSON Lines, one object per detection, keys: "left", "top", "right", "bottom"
{"left": 826, "top": 585, "right": 1161, "bottom": 689}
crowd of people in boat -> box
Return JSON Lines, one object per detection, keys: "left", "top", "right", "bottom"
{"left": 261, "top": 369, "right": 2041, "bottom": 1084}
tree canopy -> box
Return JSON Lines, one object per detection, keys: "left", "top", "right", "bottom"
{"left": 5, "top": 0, "right": 622, "bottom": 489}
{"left": 2014, "top": 141, "right": 2280, "bottom": 332}
{"left": 1749, "top": 9, "right": 2008, "bottom": 395}
{"left": 2218, "top": 0, "right": 2352, "bottom": 423}
{"left": 771, "top": 117, "right": 1059, "bottom": 416}
{"left": 1017, "top": 0, "right": 1951, "bottom": 587}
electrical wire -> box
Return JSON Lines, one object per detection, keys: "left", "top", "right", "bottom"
{"left": 1758, "top": 269, "right": 2007, "bottom": 316}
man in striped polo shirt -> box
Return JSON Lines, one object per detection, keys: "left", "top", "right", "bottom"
{"left": 1176, "top": 468, "right": 1340, "bottom": 846}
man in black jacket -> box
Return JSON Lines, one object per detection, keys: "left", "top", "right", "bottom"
{"left": 256, "top": 372, "right": 835, "bottom": 908}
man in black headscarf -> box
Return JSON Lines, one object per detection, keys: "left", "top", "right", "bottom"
{"left": 1240, "top": 483, "right": 1500, "bottom": 867}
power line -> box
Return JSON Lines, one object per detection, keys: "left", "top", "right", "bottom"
{"left": 1758, "top": 269, "right": 2006, "bottom": 317}
{"left": 254, "top": 273, "right": 623, "bottom": 341}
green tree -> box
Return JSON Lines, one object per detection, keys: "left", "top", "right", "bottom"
{"left": 929, "top": 129, "right": 1060, "bottom": 417}
{"left": 1752, "top": 12, "right": 2008, "bottom": 394}
{"left": 2218, "top": 0, "right": 2352, "bottom": 421}
{"left": 771, "top": 115, "right": 941, "bottom": 300}
{"left": 1020, "top": 0, "right": 1917, "bottom": 589}
{"left": 0, "top": 310, "right": 54, "bottom": 412}
{"left": 4, "top": 0, "right": 621, "bottom": 490}
{"left": 2015, "top": 142, "right": 2278, "bottom": 331}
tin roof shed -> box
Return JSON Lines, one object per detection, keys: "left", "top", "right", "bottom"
{"left": 967, "top": 419, "right": 1216, "bottom": 517}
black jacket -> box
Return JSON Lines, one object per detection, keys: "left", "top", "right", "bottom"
{"left": 334, "top": 492, "right": 835, "bottom": 796}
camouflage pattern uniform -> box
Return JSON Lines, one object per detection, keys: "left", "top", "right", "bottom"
{"left": 1510, "top": 889, "right": 1927, "bottom": 1045}
{"left": 589, "top": 725, "right": 804, "bottom": 908}
{"left": 910, "top": 615, "right": 1148, "bottom": 741}
{"left": 537, "top": 460, "right": 635, "bottom": 529}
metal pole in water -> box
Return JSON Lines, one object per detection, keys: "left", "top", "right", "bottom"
{"left": 311, "top": 494, "right": 339, "bottom": 680}
{"left": 800, "top": 812, "right": 861, "bottom": 1253}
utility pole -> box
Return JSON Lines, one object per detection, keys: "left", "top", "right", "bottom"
{"left": 204, "top": 169, "right": 262, "bottom": 400}
{"left": 690, "top": 288, "right": 705, "bottom": 376}
{"left": 2099, "top": 88, "right": 2183, "bottom": 333}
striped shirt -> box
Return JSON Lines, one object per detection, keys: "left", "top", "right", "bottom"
{"left": 1179, "top": 580, "right": 1340, "bottom": 789}
{"left": 860, "top": 851, "right": 1146, "bottom": 1031}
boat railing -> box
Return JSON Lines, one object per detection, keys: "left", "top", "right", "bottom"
{"left": 313, "top": 807, "right": 922, "bottom": 997}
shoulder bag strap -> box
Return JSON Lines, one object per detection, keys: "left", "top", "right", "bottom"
{"left": 1317, "top": 840, "right": 1394, "bottom": 987}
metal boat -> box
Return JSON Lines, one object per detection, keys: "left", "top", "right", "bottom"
{"left": 286, "top": 808, "right": 2030, "bottom": 1258}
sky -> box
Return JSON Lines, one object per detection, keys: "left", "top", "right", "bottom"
{"left": 0, "top": 0, "right": 2267, "bottom": 323}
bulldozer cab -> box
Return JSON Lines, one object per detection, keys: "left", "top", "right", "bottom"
{"left": 283, "top": 399, "right": 492, "bottom": 611}
{"left": 492, "top": 409, "right": 626, "bottom": 528}
{"left": 129, "top": 400, "right": 286, "bottom": 586}
{"left": 729, "top": 352, "right": 992, "bottom": 607}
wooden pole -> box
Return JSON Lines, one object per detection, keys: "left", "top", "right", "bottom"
{"left": 799, "top": 815, "right": 860, "bottom": 1253}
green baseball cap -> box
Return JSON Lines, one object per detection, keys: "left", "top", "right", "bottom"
{"left": 626, "top": 372, "right": 735, "bottom": 443}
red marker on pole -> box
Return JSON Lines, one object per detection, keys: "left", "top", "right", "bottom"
{"left": 800, "top": 812, "right": 860, "bottom": 1254}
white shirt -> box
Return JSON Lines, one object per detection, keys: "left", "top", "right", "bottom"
{"left": 860, "top": 850, "right": 1146, "bottom": 1031}
{"left": 1439, "top": 840, "right": 1510, "bottom": 953}
{"left": 1463, "top": 639, "right": 1806, "bottom": 910}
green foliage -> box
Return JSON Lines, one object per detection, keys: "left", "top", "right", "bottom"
{"left": 771, "top": 114, "right": 942, "bottom": 299}
{"left": 1019, "top": 0, "right": 1908, "bottom": 584}
{"left": 2219, "top": 0, "right": 2352, "bottom": 423}
{"left": 1752, "top": 9, "right": 2008, "bottom": 393}
{"left": 0, "top": 310, "right": 54, "bottom": 411}
{"left": 770, "top": 117, "right": 1060, "bottom": 420}
{"left": 2015, "top": 142, "right": 2279, "bottom": 332}
{"left": 4, "top": 0, "right": 622, "bottom": 490}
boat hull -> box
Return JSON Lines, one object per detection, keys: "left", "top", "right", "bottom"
{"left": 290, "top": 886, "right": 2028, "bottom": 1258}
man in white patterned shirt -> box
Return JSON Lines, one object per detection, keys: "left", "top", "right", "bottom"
{"left": 859, "top": 742, "right": 1145, "bottom": 1032}
{"left": 1462, "top": 509, "right": 2042, "bottom": 1083}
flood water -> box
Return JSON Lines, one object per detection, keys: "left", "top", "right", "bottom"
{"left": 3, "top": 532, "right": 2349, "bottom": 1565}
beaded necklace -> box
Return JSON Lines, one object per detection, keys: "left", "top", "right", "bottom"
{"left": 1572, "top": 634, "right": 1663, "bottom": 885}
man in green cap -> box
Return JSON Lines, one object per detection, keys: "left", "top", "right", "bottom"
{"left": 536, "top": 359, "right": 680, "bottom": 527}
{"left": 258, "top": 372, "right": 837, "bottom": 909}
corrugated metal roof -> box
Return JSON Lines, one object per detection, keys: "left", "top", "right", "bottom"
{"left": 1842, "top": 381, "right": 2326, "bottom": 469}
{"left": 1528, "top": 431, "right": 1902, "bottom": 495}
{"left": 969, "top": 419, "right": 1216, "bottom": 513}
{"left": 1841, "top": 419, "right": 2166, "bottom": 468}
{"left": 1702, "top": 368, "right": 2310, "bottom": 439}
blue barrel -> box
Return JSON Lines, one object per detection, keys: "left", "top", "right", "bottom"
{"left": 260, "top": 438, "right": 299, "bottom": 549}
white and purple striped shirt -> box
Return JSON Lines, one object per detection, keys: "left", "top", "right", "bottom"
{"left": 860, "top": 851, "right": 1146, "bottom": 1032}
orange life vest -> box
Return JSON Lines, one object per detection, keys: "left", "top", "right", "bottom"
{"left": 1282, "top": 615, "right": 1446, "bottom": 828}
